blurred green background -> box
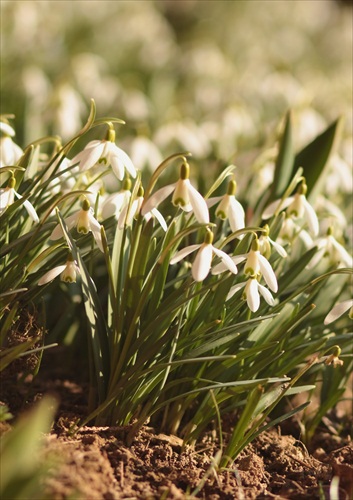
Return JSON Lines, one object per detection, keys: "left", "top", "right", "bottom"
{"left": 1, "top": 0, "right": 352, "bottom": 156}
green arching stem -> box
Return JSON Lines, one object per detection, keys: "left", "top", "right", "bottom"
{"left": 142, "top": 151, "right": 192, "bottom": 202}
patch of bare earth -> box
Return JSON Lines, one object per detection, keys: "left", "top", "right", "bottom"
{"left": 1, "top": 347, "right": 352, "bottom": 499}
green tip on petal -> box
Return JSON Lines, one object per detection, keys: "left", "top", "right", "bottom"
{"left": 180, "top": 162, "right": 190, "bottom": 180}
{"left": 137, "top": 186, "right": 144, "bottom": 197}
{"left": 227, "top": 179, "right": 237, "bottom": 196}
{"left": 327, "top": 226, "right": 333, "bottom": 236}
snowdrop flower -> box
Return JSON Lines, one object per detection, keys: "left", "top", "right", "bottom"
{"left": 50, "top": 198, "right": 103, "bottom": 252}
{"left": 263, "top": 181, "right": 319, "bottom": 236}
{"left": 258, "top": 224, "right": 287, "bottom": 259}
{"left": 0, "top": 136, "right": 23, "bottom": 168}
{"left": 0, "top": 120, "right": 15, "bottom": 137}
{"left": 118, "top": 186, "right": 167, "bottom": 231}
{"left": 70, "top": 126, "right": 137, "bottom": 181}
{"left": 277, "top": 215, "right": 313, "bottom": 249}
{"left": 170, "top": 228, "right": 238, "bottom": 282}
{"left": 213, "top": 238, "right": 278, "bottom": 293}
{"left": 227, "top": 277, "right": 275, "bottom": 312}
{"left": 101, "top": 178, "right": 132, "bottom": 220}
{"left": 142, "top": 161, "right": 209, "bottom": 224}
{"left": 38, "top": 253, "right": 80, "bottom": 285}
{"left": 0, "top": 175, "right": 39, "bottom": 222}
{"left": 207, "top": 179, "right": 245, "bottom": 233}
{"left": 308, "top": 227, "right": 353, "bottom": 269}
{"left": 324, "top": 299, "right": 353, "bottom": 325}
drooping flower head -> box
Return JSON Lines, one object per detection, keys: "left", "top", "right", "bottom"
{"left": 207, "top": 179, "right": 245, "bottom": 233}
{"left": 141, "top": 161, "right": 209, "bottom": 224}
{"left": 70, "top": 125, "right": 137, "bottom": 181}
{"left": 0, "top": 174, "right": 39, "bottom": 222}
{"left": 258, "top": 224, "right": 287, "bottom": 260}
{"left": 170, "top": 228, "right": 238, "bottom": 282}
{"left": 263, "top": 180, "right": 319, "bottom": 237}
{"left": 308, "top": 226, "right": 353, "bottom": 269}
{"left": 38, "top": 252, "right": 80, "bottom": 285}
{"left": 50, "top": 197, "right": 103, "bottom": 252}
{"left": 118, "top": 185, "right": 167, "bottom": 231}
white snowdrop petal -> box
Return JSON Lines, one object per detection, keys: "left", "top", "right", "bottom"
{"left": 38, "top": 265, "right": 67, "bottom": 285}
{"left": 246, "top": 279, "right": 260, "bottom": 312}
{"left": 258, "top": 254, "right": 278, "bottom": 292}
{"left": 142, "top": 184, "right": 176, "bottom": 216}
{"left": 212, "top": 247, "right": 238, "bottom": 275}
{"left": 226, "top": 282, "right": 246, "bottom": 301}
{"left": 170, "top": 244, "right": 201, "bottom": 265}
{"left": 22, "top": 199, "right": 39, "bottom": 223}
{"left": 228, "top": 197, "right": 245, "bottom": 232}
{"left": 0, "top": 189, "right": 13, "bottom": 210}
{"left": 50, "top": 213, "right": 78, "bottom": 240}
{"left": 331, "top": 238, "right": 353, "bottom": 267}
{"left": 324, "top": 299, "right": 353, "bottom": 324}
{"left": 303, "top": 199, "right": 319, "bottom": 236}
{"left": 111, "top": 145, "right": 137, "bottom": 178}
{"left": 258, "top": 283, "right": 275, "bottom": 306}
{"left": 187, "top": 182, "right": 210, "bottom": 224}
{"left": 110, "top": 155, "right": 125, "bottom": 180}
{"left": 192, "top": 244, "right": 213, "bottom": 281}
{"left": 206, "top": 196, "right": 222, "bottom": 208}
{"left": 212, "top": 254, "right": 246, "bottom": 275}
{"left": 262, "top": 197, "right": 294, "bottom": 219}
{"left": 269, "top": 237, "right": 287, "bottom": 258}
{"left": 71, "top": 142, "right": 105, "bottom": 170}
{"left": 0, "top": 122, "right": 15, "bottom": 136}
{"left": 151, "top": 207, "right": 168, "bottom": 231}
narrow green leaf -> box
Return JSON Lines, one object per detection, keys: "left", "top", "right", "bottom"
{"left": 293, "top": 117, "right": 343, "bottom": 200}
{"left": 272, "top": 111, "right": 294, "bottom": 199}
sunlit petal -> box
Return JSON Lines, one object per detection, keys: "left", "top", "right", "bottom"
{"left": 324, "top": 299, "right": 353, "bottom": 324}
{"left": 142, "top": 183, "right": 176, "bottom": 215}
{"left": 262, "top": 197, "right": 293, "bottom": 219}
{"left": 170, "top": 244, "right": 201, "bottom": 265}
{"left": 38, "top": 265, "right": 67, "bottom": 285}
{"left": 150, "top": 207, "right": 168, "bottom": 231}
{"left": 192, "top": 244, "right": 213, "bottom": 281}
{"left": 257, "top": 283, "right": 275, "bottom": 306}
{"left": 187, "top": 182, "right": 209, "bottom": 224}
{"left": 258, "top": 254, "right": 278, "bottom": 292}
{"left": 246, "top": 279, "right": 260, "bottom": 312}
{"left": 226, "top": 282, "right": 246, "bottom": 301}
{"left": 303, "top": 198, "right": 319, "bottom": 236}
{"left": 212, "top": 247, "right": 238, "bottom": 275}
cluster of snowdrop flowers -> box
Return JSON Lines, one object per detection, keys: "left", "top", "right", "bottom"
{"left": 212, "top": 237, "right": 279, "bottom": 312}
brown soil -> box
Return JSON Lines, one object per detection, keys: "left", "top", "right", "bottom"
{"left": 1, "top": 347, "right": 352, "bottom": 500}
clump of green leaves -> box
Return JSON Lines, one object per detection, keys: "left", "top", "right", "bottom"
{"left": 0, "top": 103, "right": 351, "bottom": 467}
